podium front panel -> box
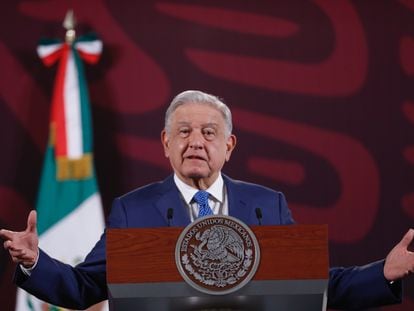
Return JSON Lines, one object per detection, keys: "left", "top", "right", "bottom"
{"left": 107, "top": 225, "right": 329, "bottom": 310}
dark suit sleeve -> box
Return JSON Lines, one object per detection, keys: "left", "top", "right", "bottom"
{"left": 13, "top": 199, "right": 130, "bottom": 309}
{"left": 14, "top": 237, "right": 107, "bottom": 309}
{"left": 278, "top": 191, "right": 295, "bottom": 225}
{"left": 108, "top": 197, "right": 129, "bottom": 227}
{"left": 327, "top": 260, "right": 402, "bottom": 310}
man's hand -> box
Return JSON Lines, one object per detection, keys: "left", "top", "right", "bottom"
{"left": 0, "top": 210, "right": 39, "bottom": 268}
{"left": 384, "top": 228, "right": 414, "bottom": 281}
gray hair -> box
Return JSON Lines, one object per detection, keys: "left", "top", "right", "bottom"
{"left": 164, "top": 90, "right": 233, "bottom": 137}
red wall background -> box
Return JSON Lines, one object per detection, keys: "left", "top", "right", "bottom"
{"left": 0, "top": 1, "right": 413, "bottom": 310}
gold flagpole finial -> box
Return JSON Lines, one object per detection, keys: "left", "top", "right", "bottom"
{"left": 63, "top": 9, "right": 76, "bottom": 44}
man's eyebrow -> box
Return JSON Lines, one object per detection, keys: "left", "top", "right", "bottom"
{"left": 202, "top": 122, "right": 218, "bottom": 128}
{"left": 175, "top": 122, "right": 218, "bottom": 127}
{"left": 176, "top": 121, "right": 191, "bottom": 126}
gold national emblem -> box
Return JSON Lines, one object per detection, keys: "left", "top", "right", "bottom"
{"left": 175, "top": 215, "right": 260, "bottom": 295}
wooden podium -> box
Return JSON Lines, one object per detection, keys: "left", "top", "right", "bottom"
{"left": 107, "top": 224, "right": 329, "bottom": 310}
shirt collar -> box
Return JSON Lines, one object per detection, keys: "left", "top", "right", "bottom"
{"left": 174, "top": 173, "right": 224, "bottom": 204}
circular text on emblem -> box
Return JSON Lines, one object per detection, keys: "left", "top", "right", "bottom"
{"left": 175, "top": 215, "right": 260, "bottom": 295}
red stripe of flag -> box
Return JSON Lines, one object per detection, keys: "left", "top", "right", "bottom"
{"left": 51, "top": 44, "right": 70, "bottom": 157}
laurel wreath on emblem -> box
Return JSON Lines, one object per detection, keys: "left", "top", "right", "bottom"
{"left": 181, "top": 225, "right": 253, "bottom": 288}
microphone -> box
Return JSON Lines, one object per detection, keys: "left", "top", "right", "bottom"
{"left": 167, "top": 208, "right": 174, "bottom": 227}
{"left": 255, "top": 208, "right": 262, "bottom": 225}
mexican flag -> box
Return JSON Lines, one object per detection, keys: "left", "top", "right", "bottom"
{"left": 15, "top": 34, "right": 107, "bottom": 311}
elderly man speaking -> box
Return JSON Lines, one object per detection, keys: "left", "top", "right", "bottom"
{"left": 1, "top": 90, "right": 413, "bottom": 310}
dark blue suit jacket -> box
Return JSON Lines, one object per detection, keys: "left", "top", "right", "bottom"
{"left": 15, "top": 175, "right": 401, "bottom": 310}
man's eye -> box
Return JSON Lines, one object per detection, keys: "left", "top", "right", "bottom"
{"left": 179, "top": 128, "right": 190, "bottom": 137}
{"left": 203, "top": 129, "right": 216, "bottom": 139}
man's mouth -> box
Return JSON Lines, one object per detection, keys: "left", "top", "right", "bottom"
{"left": 185, "top": 155, "right": 206, "bottom": 161}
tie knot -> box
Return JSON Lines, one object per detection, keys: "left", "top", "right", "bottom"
{"left": 193, "top": 190, "right": 209, "bottom": 205}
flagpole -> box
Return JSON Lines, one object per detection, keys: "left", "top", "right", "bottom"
{"left": 63, "top": 9, "right": 76, "bottom": 44}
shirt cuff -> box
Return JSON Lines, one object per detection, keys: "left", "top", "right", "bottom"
{"left": 19, "top": 250, "right": 39, "bottom": 276}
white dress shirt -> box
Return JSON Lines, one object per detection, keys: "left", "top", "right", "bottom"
{"left": 173, "top": 173, "right": 228, "bottom": 222}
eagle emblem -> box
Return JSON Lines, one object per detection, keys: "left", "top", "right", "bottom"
{"left": 176, "top": 215, "right": 260, "bottom": 295}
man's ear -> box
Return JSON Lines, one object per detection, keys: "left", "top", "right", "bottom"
{"left": 161, "top": 130, "right": 170, "bottom": 158}
{"left": 225, "top": 134, "right": 237, "bottom": 161}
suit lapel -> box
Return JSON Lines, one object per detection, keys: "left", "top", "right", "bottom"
{"left": 154, "top": 175, "right": 255, "bottom": 227}
{"left": 224, "top": 175, "right": 254, "bottom": 225}
{"left": 154, "top": 176, "right": 191, "bottom": 227}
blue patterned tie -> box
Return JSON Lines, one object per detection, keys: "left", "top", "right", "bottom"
{"left": 193, "top": 190, "right": 213, "bottom": 218}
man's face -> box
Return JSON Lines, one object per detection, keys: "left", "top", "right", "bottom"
{"left": 161, "top": 102, "right": 236, "bottom": 189}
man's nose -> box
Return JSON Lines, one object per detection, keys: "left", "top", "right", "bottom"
{"left": 188, "top": 131, "right": 204, "bottom": 149}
